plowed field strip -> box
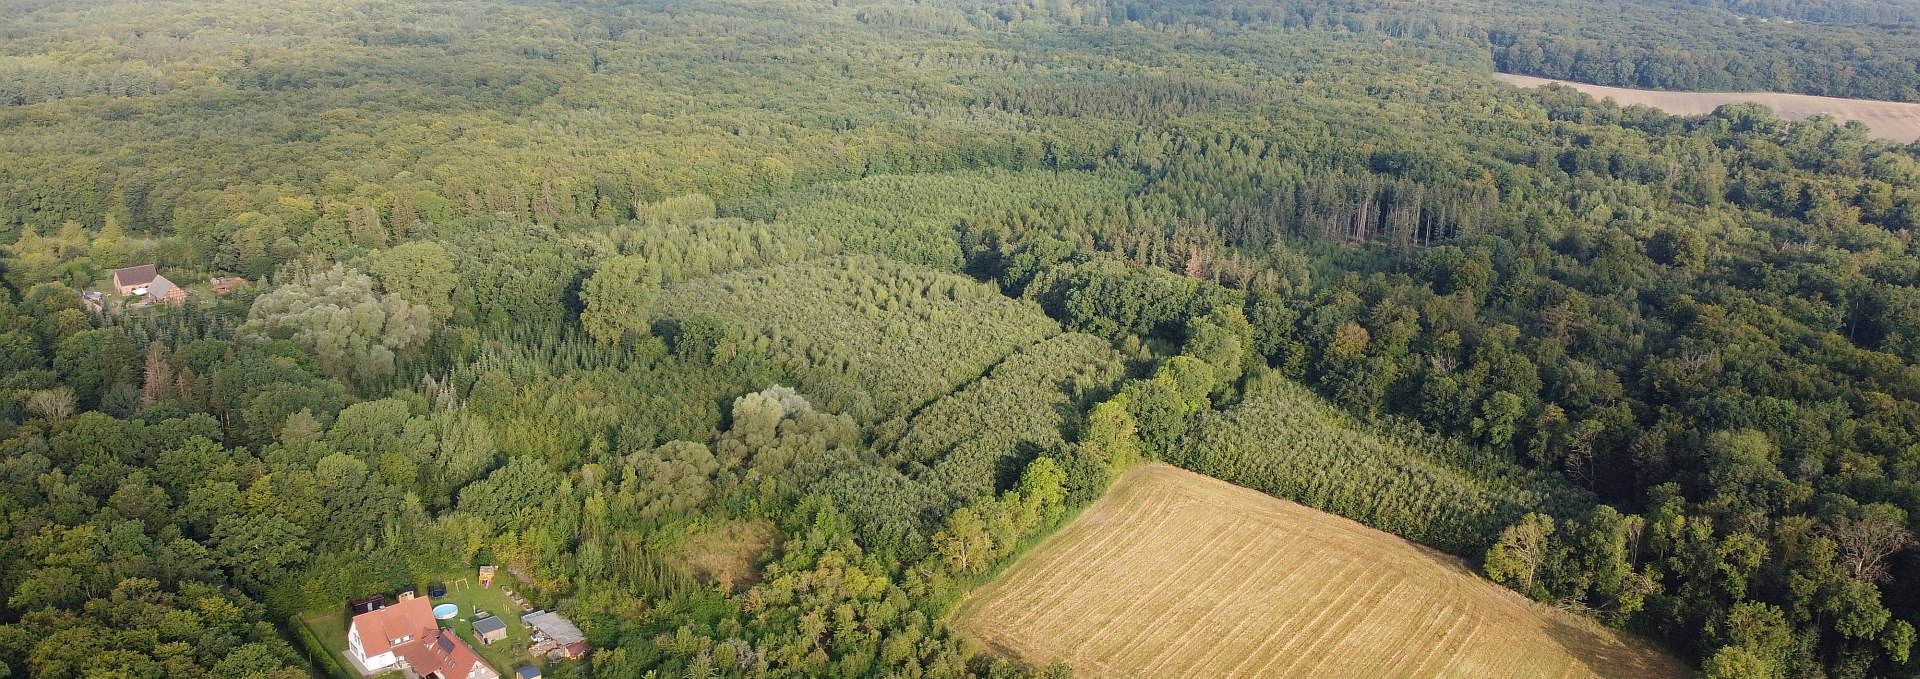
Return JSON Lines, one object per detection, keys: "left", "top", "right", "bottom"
{"left": 1497, "top": 73, "right": 1920, "bottom": 143}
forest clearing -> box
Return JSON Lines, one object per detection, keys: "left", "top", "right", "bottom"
{"left": 1498, "top": 73, "right": 1920, "bottom": 142}
{"left": 953, "top": 464, "right": 1689, "bottom": 679}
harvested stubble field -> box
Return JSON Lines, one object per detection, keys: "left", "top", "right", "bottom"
{"left": 1499, "top": 73, "right": 1920, "bottom": 143}
{"left": 954, "top": 464, "right": 1688, "bottom": 679}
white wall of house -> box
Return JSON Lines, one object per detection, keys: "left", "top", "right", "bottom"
{"left": 347, "top": 625, "right": 397, "bottom": 670}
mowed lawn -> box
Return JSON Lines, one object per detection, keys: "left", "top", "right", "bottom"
{"left": 297, "top": 609, "right": 355, "bottom": 672}
{"left": 430, "top": 579, "right": 535, "bottom": 674}
{"left": 299, "top": 577, "right": 542, "bottom": 678}
{"left": 953, "top": 464, "right": 1689, "bottom": 679}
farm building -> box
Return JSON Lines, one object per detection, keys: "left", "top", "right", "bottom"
{"left": 112, "top": 265, "right": 157, "bottom": 295}
{"left": 472, "top": 615, "right": 507, "bottom": 644}
{"left": 521, "top": 611, "right": 588, "bottom": 659}
{"left": 143, "top": 275, "right": 187, "bottom": 306}
{"left": 111, "top": 265, "right": 187, "bottom": 306}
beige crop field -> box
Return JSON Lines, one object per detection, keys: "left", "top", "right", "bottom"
{"left": 1499, "top": 73, "right": 1920, "bottom": 143}
{"left": 953, "top": 464, "right": 1688, "bottom": 679}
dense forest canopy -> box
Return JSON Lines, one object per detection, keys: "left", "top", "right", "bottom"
{"left": 1066, "top": 0, "right": 1920, "bottom": 99}
{"left": 5, "top": 0, "right": 1920, "bottom": 678}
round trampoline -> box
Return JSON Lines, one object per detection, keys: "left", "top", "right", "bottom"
{"left": 433, "top": 603, "right": 458, "bottom": 620}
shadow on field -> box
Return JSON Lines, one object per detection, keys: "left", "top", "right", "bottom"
{"left": 1541, "top": 611, "right": 1692, "bottom": 679}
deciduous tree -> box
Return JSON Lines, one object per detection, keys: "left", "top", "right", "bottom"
{"left": 580, "top": 256, "right": 659, "bottom": 346}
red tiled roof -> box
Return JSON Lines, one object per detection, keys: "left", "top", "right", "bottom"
{"left": 396, "top": 628, "right": 494, "bottom": 679}
{"left": 350, "top": 596, "right": 437, "bottom": 657}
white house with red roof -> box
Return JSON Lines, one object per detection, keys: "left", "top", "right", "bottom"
{"left": 347, "top": 596, "right": 498, "bottom": 679}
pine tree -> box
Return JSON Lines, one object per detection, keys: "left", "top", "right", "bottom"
{"left": 140, "top": 341, "right": 173, "bottom": 406}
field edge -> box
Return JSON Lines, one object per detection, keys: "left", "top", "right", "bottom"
{"left": 951, "top": 463, "right": 1690, "bottom": 679}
